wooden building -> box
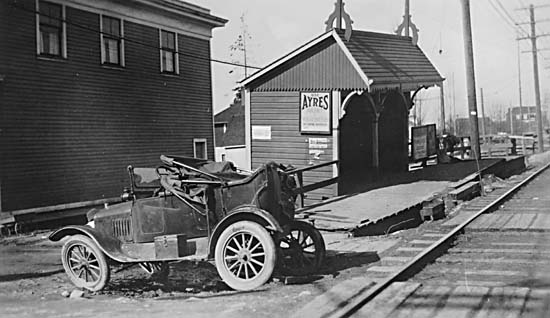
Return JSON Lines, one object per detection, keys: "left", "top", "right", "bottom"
{"left": 0, "top": 0, "right": 226, "bottom": 214}
{"left": 241, "top": 29, "right": 443, "bottom": 202}
{"left": 214, "top": 101, "right": 247, "bottom": 168}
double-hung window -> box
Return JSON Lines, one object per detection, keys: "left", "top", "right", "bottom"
{"left": 160, "top": 30, "right": 178, "bottom": 74}
{"left": 193, "top": 139, "right": 207, "bottom": 159}
{"left": 101, "top": 16, "right": 124, "bottom": 66}
{"left": 37, "top": 1, "right": 66, "bottom": 58}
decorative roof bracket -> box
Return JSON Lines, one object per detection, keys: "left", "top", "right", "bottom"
{"left": 325, "top": 0, "right": 354, "bottom": 41}
{"left": 395, "top": 0, "right": 419, "bottom": 45}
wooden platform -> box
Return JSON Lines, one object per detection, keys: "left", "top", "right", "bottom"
{"left": 298, "top": 157, "right": 525, "bottom": 236}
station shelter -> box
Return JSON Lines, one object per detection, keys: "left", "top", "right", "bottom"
{"left": 240, "top": 28, "right": 443, "bottom": 203}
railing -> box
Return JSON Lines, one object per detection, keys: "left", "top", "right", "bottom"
{"left": 286, "top": 160, "right": 339, "bottom": 208}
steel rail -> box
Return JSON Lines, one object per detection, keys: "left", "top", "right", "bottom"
{"left": 329, "top": 161, "right": 550, "bottom": 318}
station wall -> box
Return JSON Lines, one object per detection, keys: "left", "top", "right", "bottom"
{"left": 249, "top": 91, "right": 336, "bottom": 204}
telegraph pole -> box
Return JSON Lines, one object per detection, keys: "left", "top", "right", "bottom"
{"left": 517, "top": 4, "right": 549, "bottom": 152}
{"left": 517, "top": 36, "right": 524, "bottom": 136}
{"left": 460, "top": 0, "right": 481, "bottom": 159}
{"left": 480, "top": 88, "right": 487, "bottom": 137}
{"left": 440, "top": 84, "right": 446, "bottom": 134}
{"left": 528, "top": 5, "right": 544, "bottom": 152}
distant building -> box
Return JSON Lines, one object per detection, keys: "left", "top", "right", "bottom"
{"left": 214, "top": 101, "right": 247, "bottom": 168}
{"left": 455, "top": 117, "right": 496, "bottom": 137}
{"left": 507, "top": 106, "right": 549, "bottom": 135}
{"left": 0, "top": 0, "right": 226, "bottom": 213}
{"left": 453, "top": 107, "right": 549, "bottom": 138}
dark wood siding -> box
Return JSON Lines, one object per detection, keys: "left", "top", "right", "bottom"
{"left": 0, "top": 0, "right": 215, "bottom": 211}
{"left": 250, "top": 91, "right": 335, "bottom": 204}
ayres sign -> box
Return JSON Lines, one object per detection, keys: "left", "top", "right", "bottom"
{"left": 302, "top": 93, "right": 330, "bottom": 110}
{"left": 300, "top": 92, "right": 331, "bottom": 134}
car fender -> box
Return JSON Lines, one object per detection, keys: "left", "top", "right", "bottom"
{"left": 208, "top": 205, "right": 283, "bottom": 258}
{"left": 49, "top": 225, "right": 136, "bottom": 263}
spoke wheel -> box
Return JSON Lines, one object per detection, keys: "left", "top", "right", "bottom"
{"left": 278, "top": 221, "right": 326, "bottom": 276}
{"left": 61, "top": 234, "right": 110, "bottom": 292}
{"left": 215, "top": 221, "right": 276, "bottom": 291}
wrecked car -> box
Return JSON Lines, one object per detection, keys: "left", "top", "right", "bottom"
{"left": 49, "top": 155, "right": 325, "bottom": 292}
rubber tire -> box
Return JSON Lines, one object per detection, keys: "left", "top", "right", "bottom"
{"left": 61, "top": 234, "right": 110, "bottom": 292}
{"left": 278, "top": 221, "right": 326, "bottom": 276}
{"left": 214, "top": 221, "right": 276, "bottom": 291}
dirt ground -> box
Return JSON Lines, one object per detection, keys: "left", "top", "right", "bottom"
{"left": 0, "top": 228, "right": 405, "bottom": 318}
{"left": 2, "top": 153, "right": 548, "bottom": 318}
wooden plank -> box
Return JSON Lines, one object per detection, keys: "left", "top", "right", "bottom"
{"left": 451, "top": 248, "right": 550, "bottom": 255}
{"left": 432, "top": 286, "right": 489, "bottom": 318}
{"left": 355, "top": 282, "right": 421, "bottom": 318}
{"left": 410, "top": 239, "right": 437, "bottom": 245}
{"left": 475, "top": 287, "right": 529, "bottom": 318}
{"left": 366, "top": 265, "right": 403, "bottom": 274}
{"left": 438, "top": 256, "right": 550, "bottom": 266}
{"left": 468, "top": 214, "right": 503, "bottom": 230}
{"left": 442, "top": 211, "right": 477, "bottom": 227}
{"left": 289, "top": 278, "right": 375, "bottom": 318}
{"left": 502, "top": 213, "right": 536, "bottom": 229}
{"left": 381, "top": 256, "right": 413, "bottom": 265}
{"left": 462, "top": 269, "right": 525, "bottom": 277}
{"left": 422, "top": 233, "right": 446, "bottom": 238}
{"left": 449, "top": 181, "right": 481, "bottom": 201}
{"left": 523, "top": 289, "right": 550, "bottom": 317}
{"left": 389, "top": 285, "right": 453, "bottom": 318}
{"left": 529, "top": 213, "right": 550, "bottom": 230}
{"left": 294, "top": 177, "right": 338, "bottom": 194}
{"left": 485, "top": 214, "right": 515, "bottom": 229}
{"left": 397, "top": 247, "right": 426, "bottom": 253}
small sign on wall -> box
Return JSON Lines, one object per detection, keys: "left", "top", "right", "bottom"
{"left": 308, "top": 137, "right": 329, "bottom": 149}
{"left": 308, "top": 137, "right": 329, "bottom": 164}
{"left": 411, "top": 124, "right": 437, "bottom": 161}
{"left": 300, "top": 92, "right": 331, "bottom": 134}
{"left": 252, "top": 125, "right": 272, "bottom": 140}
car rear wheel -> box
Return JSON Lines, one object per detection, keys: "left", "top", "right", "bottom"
{"left": 61, "top": 234, "right": 110, "bottom": 292}
{"left": 214, "top": 221, "right": 276, "bottom": 291}
{"left": 278, "top": 221, "right": 326, "bottom": 276}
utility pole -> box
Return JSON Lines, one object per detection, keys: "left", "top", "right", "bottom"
{"left": 440, "top": 84, "right": 446, "bottom": 134}
{"left": 480, "top": 88, "right": 487, "bottom": 138}
{"left": 452, "top": 72, "right": 456, "bottom": 135}
{"left": 517, "top": 36, "right": 524, "bottom": 136}
{"left": 517, "top": 4, "right": 549, "bottom": 152}
{"left": 529, "top": 5, "right": 544, "bottom": 151}
{"left": 460, "top": 0, "right": 481, "bottom": 159}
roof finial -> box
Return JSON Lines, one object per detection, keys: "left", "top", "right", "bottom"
{"left": 395, "top": 0, "right": 419, "bottom": 45}
{"left": 325, "top": 0, "right": 354, "bottom": 41}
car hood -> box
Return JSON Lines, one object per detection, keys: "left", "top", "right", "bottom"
{"left": 92, "top": 201, "right": 133, "bottom": 220}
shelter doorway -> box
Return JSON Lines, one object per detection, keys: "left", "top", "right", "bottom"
{"left": 379, "top": 91, "right": 408, "bottom": 173}
{"left": 338, "top": 93, "right": 375, "bottom": 193}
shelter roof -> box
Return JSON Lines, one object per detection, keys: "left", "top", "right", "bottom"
{"left": 241, "top": 28, "right": 443, "bottom": 92}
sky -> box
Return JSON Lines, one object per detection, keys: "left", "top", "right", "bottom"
{"left": 187, "top": 0, "right": 550, "bottom": 125}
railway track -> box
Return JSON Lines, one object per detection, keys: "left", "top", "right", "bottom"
{"left": 329, "top": 161, "right": 550, "bottom": 318}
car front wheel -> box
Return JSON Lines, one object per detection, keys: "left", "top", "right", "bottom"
{"left": 214, "top": 221, "right": 276, "bottom": 291}
{"left": 61, "top": 234, "right": 110, "bottom": 292}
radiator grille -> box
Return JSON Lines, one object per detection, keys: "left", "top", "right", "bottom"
{"left": 112, "top": 217, "right": 132, "bottom": 241}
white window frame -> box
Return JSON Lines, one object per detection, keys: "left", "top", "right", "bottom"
{"left": 100, "top": 15, "right": 125, "bottom": 67}
{"left": 35, "top": 0, "right": 67, "bottom": 58}
{"left": 193, "top": 138, "right": 207, "bottom": 159}
{"left": 159, "top": 29, "right": 179, "bottom": 74}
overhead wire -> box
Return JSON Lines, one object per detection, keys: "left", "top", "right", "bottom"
{"left": 495, "top": 0, "right": 530, "bottom": 36}
{"left": 487, "top": 0, "right": 521, "bottom": 33}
